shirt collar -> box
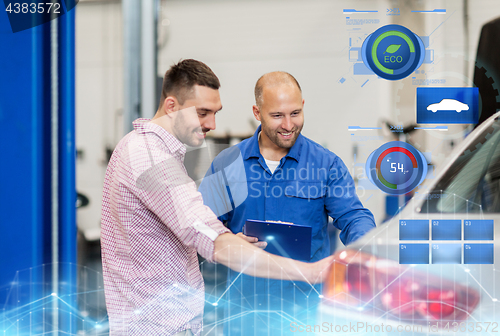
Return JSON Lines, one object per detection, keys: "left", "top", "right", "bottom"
{"left": 132, "top": 118, "right": 187, "bottom": 156}
{"left": 243, "top": 125, "right": 303, "bottom": 162}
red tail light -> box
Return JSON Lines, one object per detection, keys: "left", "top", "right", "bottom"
{"left": 323, "top": 250, "right": 480, "bottom": 326}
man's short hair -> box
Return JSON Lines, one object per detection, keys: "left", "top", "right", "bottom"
{"left": 159, "top": 59, "right": 220, "bottom": 108}
{"left": 254, "top": 71, "right": 302, "bottom": 108}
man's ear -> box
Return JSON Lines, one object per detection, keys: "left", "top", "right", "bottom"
{"left": 252, "top": 105, "right": 261, "bottom": 122}
{"left": 163, "top": 96, "right": 177, "bottom": 116}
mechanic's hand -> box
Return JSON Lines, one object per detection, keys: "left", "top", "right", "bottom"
{"left": 236, "top": 232, "right": 267, "bottom": 249}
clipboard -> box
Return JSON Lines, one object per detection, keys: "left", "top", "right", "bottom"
{"left": 243, "top": 219, "right": 312, "bottom": 261}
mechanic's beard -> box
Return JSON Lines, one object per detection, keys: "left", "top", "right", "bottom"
{"left": 263, "top": 125, "right": 302, "bottom": 149}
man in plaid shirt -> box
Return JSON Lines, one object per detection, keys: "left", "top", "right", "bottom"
{"left": 101, "top": 59, "right": 332, "bottom": 336}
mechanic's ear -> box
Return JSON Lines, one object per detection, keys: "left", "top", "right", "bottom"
{"left": 252, "top": 105, "right": 261, "bottom": 122}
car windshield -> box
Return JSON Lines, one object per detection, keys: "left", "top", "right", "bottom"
{"left": 420, "top": 118, "right": 500, "bottom": 214}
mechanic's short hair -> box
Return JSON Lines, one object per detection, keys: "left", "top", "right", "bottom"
{"left": 254, "top": 71, "right": 302, "bottom": 108}
{"left": 159, "top": 59, "right": 220, "bottom": 108}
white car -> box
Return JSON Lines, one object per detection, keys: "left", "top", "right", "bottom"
{"left": 319, "top": 111, "right": 500, "bottom": 335}
{"left": 427, "top": 99, "right": 469, "bottom": 113}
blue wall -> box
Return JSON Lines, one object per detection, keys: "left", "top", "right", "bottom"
{"left": 0, "top": 5, "right": 76, "bottom": 335}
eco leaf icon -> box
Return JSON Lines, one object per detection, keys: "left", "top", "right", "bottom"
{"left": 384, "top": 44, "right": 401, "bottom": 54}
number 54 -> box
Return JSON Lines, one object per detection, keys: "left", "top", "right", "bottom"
{"left": 390, "top": 162, "right": 404, "bottom": 173}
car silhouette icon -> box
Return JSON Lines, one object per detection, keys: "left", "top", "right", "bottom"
{"left": 427, "top": 99, "right": 469, "bottom": 113}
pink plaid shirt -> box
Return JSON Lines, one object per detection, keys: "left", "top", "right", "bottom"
{"left": 101, "top": 119, "right": 229, "bottom": 335}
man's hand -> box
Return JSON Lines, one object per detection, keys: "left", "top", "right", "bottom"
{"left": 232, "top": 233, "right": 334, "bottom": 283}
{"left": 236, "top": 232, "right": 267, "bottom": 249}
{"left": 214, "top": 233, "right": 336, "bottom": 284}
